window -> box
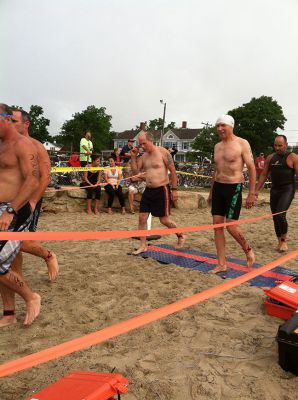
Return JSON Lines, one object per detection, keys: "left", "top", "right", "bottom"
{"left": 183, "top": 142, "right": 189, "bottom": 150}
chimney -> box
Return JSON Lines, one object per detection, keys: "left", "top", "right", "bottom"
{"left": 182, "top": 121, "right": 187, "bottom": 129}
{"left": 140, "top": 122, "right": 146, "bottom": 131}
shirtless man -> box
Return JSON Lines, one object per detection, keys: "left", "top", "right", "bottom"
{"left": 130, "top": 132, "right": 186, "bottom": 254}
{"left": 207, "top": 115, "right": 256, "bottom": 274}
{"left": 255, "top": 135, "right": 298, "bottom": 252}
{"left": 0, "top": 103, "right": 41, "bottom": 325}
{"left": 0, "top": 109, "right": 59, "bottom": 327}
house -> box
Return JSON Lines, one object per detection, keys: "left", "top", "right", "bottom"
{"left": 113, "top": 121, "right": 200, "bottom": 162}
{"left": 43, "top": 141, "right": 62, "bottom": 152}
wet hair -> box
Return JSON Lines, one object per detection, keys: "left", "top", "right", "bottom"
{"left": 276, "top": 134, "right": 287, "bottom": 144}
{"left": 0, "top": 103, "right": 13, "bottom": 115}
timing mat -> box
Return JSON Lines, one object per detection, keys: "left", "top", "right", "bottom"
{"left": 136, "top": 244, "right": 298, "bottom": 288}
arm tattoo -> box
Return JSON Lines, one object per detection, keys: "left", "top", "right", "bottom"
{"left": 167, "top": 154, "right": 173, "bottom": 167}
{"left": 30, "top": 154, "right": 40, "bottom": 178}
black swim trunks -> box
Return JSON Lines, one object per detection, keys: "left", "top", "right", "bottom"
{"left": 140, "top": 186, "right": 170, "bottom": 217}
{"left": 211, "top": 182, "right": 242, "bottom": 220}
{"left": 29, "top": 198, "right": 43, "bottom": 232}
{"left": 0, "top": 202, "right": 32, "bottom": 275}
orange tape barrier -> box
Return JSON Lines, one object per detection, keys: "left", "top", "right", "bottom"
{"left": 0, "top": 208, "right": 294, "bottom": 241}
{"left": 0, "top": 250, "right": 297, "bottom": 378}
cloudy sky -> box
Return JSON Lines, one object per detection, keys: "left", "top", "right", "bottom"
{"left": 1, "top": 0, "right": 298, "bottom": 143}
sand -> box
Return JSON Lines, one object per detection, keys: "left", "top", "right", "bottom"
{"left": 1, "top": 198, "right": 298, "bottom": 400}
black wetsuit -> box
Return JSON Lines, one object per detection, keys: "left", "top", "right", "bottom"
{"left": 269, "top": 152, "right": 295, "bottom": 238}
{"left": 85, "top": 171, "right": 101, "bottom": 200}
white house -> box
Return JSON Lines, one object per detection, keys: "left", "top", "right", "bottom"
{"left": 43, "top": 141, "right": 62, "bottom": 152}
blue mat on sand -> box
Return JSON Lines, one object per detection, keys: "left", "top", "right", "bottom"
{"left": 137, "top": 244, "right": 298, "bottom": 288}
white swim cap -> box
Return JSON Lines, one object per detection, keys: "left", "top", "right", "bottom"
{"left": 215, "top": 114, "right": 235, "bottom": 128}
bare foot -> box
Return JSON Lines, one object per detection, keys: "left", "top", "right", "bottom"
{"left": 279, "top": 241, "right": 288, "bottom": 252}
{"left": 130, "top": 208, "right": 135, "bottom": 214}
{"left": 45, "top": 252, "right": 59, "bottom": 281}
{"left": 246, "top": 248, "right": 255, "bottom": 268}
{"left": 87, "top": 210, "right": 93, "bottom": 215}
{"left": 132, "top": 246, "right": 148, "bottom": 255}
{"left": 24, "top": 293, "right": 41, "bottom": 326}
{"left": 208, "top": 265, "right": 227, "bottom": 274}
{"left": 175, "top": 234, "right": 186, "bottom": 249}
{"left": 121, "top": 208, "right": 126, "bottom": 215}
{"left": 94, "top": 210, "right": 100, "bottom": 215}
{"left": 0, "top": 315, "right": 17, "bottom": 328}
{"left": 107, "top": 208, "right": 113, "bottom": 215}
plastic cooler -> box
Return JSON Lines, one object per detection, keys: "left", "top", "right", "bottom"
{"left": 276, "top": 311, "right": 298, "bottom": 375}
{"left": 26, "top": 371, "right": 129, "bottom": 400}
{"left": 263, "top": 281, "right": 298, "bottom": 320}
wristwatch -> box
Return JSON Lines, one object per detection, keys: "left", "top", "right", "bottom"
{"left": 6, "top": 206, "right": 17, "bottom": 215}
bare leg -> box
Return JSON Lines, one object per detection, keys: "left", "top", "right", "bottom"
{"left": 0, "top": 269, "right": 41, "bottom": 326}
{"left": 0, "top": 253, "right": 22, "bottom": 327}
{"left": 159, "top": 216, "right": 186, "bottom": 249}
{"left": 209, "top": 215, "right": 227, "bottom": 274}
{"left": 21, "top": 241, "right": 59, "bottom": 282}
{"left": 132, "top": 212, "right": 149, "bottom": 255}
{"left": 227, "top": 223, "right": 255, "bottom": 268}
{"left": 128, "top": 191, "right": 135, "bottom": 213}
{"left": 94, "top": 200, "right": 101, "bottom": 215}
{"left": 279, "top": 234, "right": 288, "bottom": 252}
{"left": 87, "top": 199, "right": 93, "bottom": 214}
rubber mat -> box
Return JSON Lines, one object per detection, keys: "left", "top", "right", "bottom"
{"left": 138, "top": 244, "right": 298, "bottom": 288}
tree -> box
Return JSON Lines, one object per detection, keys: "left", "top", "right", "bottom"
{"left": 136, "top": 119, "right": 176, "bottom": 131}
{"left": 59, "top": 105, "right": 113, "bottom": 152}
{"left": 192, "top": 126, "right": 218, "bottom": 158}
{"left": 228, "top": 96, "right": 286, "bottom": 155}
{"left": 11, "top": 104, "right": 51, "bottom": 142}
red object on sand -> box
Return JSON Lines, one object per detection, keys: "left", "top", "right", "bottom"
{"left": 26, "top": 371, "right": 129, "bottom": 400}
{"left": 263, "top": 281, "right": 298, "bottom": 320}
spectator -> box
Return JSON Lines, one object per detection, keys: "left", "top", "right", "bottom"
{"left": 120, "top": 139, "right": 135, "bottom": 164}
{"left": 68, "top": 153, "right": 80, "bottom": 167}
{"left": 255, "top": 152, "right": 265, "bottom": 179}
{"left": 128, "top": 173, "right": 146, "bottom": 214}
{"left": 104, "top": 157, "right": 126, "bottom": 215}
{"left": 82, "top": 155, "right": 102, "bottom": 215}
{"left": 79, "top": 131, "right": 93, "bottom": 167}
{"left": 111, "top": 148, "right": 122, "bottom": 166}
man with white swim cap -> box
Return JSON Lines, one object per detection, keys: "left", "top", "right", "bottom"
{"left": 207, "top": 114, "right": 256, "bottom": 274}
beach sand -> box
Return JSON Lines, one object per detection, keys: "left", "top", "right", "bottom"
{"left": 1, "top": 199, "right": 298, "bottom": 399}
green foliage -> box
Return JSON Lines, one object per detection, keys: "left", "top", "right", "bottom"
{"left": 28, "top": 105, "right": 51, "bottom": 142}
{"left": 59, "top": 105, "right": 113, "bottom": 152}
{"left": 137, "top": 119, "right": 176, "bottom": 131}
{"left": 192, "top": 126, "right": 218, "bottom": 158}
{"left": 11, "top": 104, "right": 51, "bottom": 142}
{"left": 228, "top": 96, "right": 286, "bottom": 155}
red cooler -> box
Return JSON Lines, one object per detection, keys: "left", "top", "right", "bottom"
{"left": 26, "top": 371, "right": 129, "bottom": 400}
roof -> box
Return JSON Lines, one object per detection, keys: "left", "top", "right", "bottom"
{"left": 114, "top": 128, "right": 200, "bottom": 141}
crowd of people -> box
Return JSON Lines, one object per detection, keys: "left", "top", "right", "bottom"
{"left": 0, "top": 103, "right": 297, "bottom": 329}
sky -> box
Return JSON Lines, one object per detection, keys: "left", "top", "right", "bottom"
{"left": 1, "top": 0, "right": 298, "bottom": 144}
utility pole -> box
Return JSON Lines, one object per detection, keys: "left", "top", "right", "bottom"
{"left": 160, "top": 100, "right": 167, "bottom": 147}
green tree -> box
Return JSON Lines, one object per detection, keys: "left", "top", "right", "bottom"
{"left": 136, "top": 119, "right": 176, "bottom": 131}
{"left": 228, "top": 96, "right": 286, "bottom": 155}
{"left": 59, "top": 105, "right": 113, "bottom": 152}
{"left": 11, "top": 104, "right": 51, "bottom": 142}
{"left": 192, "top": 126, "right": 218, "bottom": 158}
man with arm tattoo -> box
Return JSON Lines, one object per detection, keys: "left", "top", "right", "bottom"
{"left": 0, "top": 109, "right": 59, "bottom": 327}
{"left": 207, "top": 115, "right": 256, "bottom": 274}
{"left": 0, "top": 103, "right": 41, "bottom": 326}
{"left": 130, "top": 132, "right": 186, "bottom": 254}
